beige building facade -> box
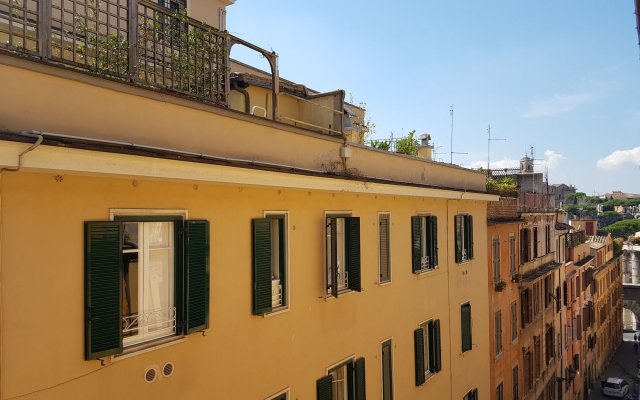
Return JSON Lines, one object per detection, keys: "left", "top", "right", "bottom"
{"left": 0, "top": 1, "right": 496, "bottom": 399}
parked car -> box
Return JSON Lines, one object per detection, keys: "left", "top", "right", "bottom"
{"left": 603, "top": 377, "right": 630, "bottom": 398}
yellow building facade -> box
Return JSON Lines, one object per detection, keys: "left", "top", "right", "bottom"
{"left": 0, "top": 1, "right": 495, "bottom": 399}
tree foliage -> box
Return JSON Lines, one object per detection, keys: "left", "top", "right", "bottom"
{"left": 601, "top": 219, "right": 640, "bottom": 239}
{"left": 486, "top": 177, "right": 518, "bottom": 197}
{"left": 395, "top": 130, "right": 419, "bottom": 156}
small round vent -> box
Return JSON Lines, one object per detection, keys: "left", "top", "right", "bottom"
{"left": 144, "top": 367, "right": 157, "bottom": 383}
{"left": 162, "top": 362, "right": 174, "bottom": 377}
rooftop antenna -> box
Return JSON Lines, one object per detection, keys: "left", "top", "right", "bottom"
{"left": 487, "top": 124, "right": 506, "bottom": 175}
{"left": 449, "top": 105, "right": 467, "bottom": 164}
{"left": 433, "top": 143, "right": 445, "bottom": 162}
{"left": 450, "top": 105, "right": 454, "bottom": 164}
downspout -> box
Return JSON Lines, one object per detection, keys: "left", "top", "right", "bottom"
{"left": 0, "top": 131, "right": 43, "bottom": 172}
{"left": 230, "top": 79, "right": 251, "bottom": 114}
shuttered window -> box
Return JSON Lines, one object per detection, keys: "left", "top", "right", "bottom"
{"left": 464, "top": 388, "right": 478, "bottom": 400}
{"left": 252, "top": 215, "right": 286, "bottom": 315}
{"left": 411, "top": 215, "right": 438, "bottom": 273}
{"left": 316, "top": 375, "right": 333, "bottom": 400}
{"left": 319, "top": 357, "right": 366, "bottom": 400}
{"left": 492, "top": 238, "right": 501, "bottom": 282}
{"left": 495, "top": 310, "right": 502, "bottom": 356}
{"left": 379, "top": 214, "right": 391, "bottom": 283}
{"left": 84, "top": 217, "right": 209, "bottom": 360}
{"left": 509, "top": 236, "right": 516, "bottom": 276}
{"left": 461, "top": 303, "right": 472, "bottom": 352}
{"left": 414, "top": 318, "right": 442, "bottom": 386}
{"left": 326, "top": 216, "right": 361, "bottom": 298}
{"left": 381, "top": 340, "right": 393, "bottom": 400}
{"left": 455, "top": 214, "right": 473, "bottom": 263}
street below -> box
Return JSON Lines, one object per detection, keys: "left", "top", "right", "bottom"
{"left": 589, "top": 331, "right": 639, "bottom": 400}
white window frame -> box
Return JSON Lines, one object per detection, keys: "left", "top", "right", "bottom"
{"left": 110, "top": 209, "right": 188, "bottom": 349}
{"left": 326, "top": 355, "right": 356, "bottom": 400}
{"left": 418, "top": 318, "right": 438, "bottom": 379}
{"left": 265, "top": 388, "right": 289, "bottom": 400}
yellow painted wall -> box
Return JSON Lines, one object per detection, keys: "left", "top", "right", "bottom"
{"left": 0, "top": 169, "right": 490, "bottom": 399}
{"left": 0, "top": 60, "right": 487, "bottom": 194}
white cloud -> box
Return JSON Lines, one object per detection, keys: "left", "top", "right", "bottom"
{"left": 596, "top": 147, "right": 640, "bottom": 170}
{"left": 539, "top": 150, "right": 566, "bottom": 170}
{"left": 523, "top": 93, "right": 596, "bottom": 118}
{"left": 466, "top": 150, "right": 565, "bottom": 171}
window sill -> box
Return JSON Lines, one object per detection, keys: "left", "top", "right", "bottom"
{"left": 414, "top": 267, "right": 438, "bottom": 278}
{"left": 263, "top": 306, "right": 290, "bottom": 318}
{"left": 378, "top": 280, "right": 392, "bottom": 286}
{"left": 324, "top": 289, "right": 355, "bottom": 301}
{"left": 424, "top": 371, "right": 437, "bottom": 383}
{"left": 112, "top": 335, "right": 188, "bottom": 362}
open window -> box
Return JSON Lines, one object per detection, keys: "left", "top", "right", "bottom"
{"left": 252, "top": 214, "right": 287, "bottom": 315}
{"left": 317, "top": 357, "right": 366, "bottom": 400}
{"left": 411, "top": 215, "right": 438, "bottom": 273}
{"left": 414, "top": 318, "right": 442, "bottom": 386}
{"left": 455, "top": 214, "right": 473, "bottom": 263}
{"left": 325, "top": 215, "right": 361, "bottom": 297}
{"left": 84, "top": 216, "right": 209, "bottom": 360}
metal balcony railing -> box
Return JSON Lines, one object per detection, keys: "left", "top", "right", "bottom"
{"left": 1, "top": 0, "right": 228, "bottom": 105}
{"left": 122, "top": 306, "right": 176, "bottom": 336}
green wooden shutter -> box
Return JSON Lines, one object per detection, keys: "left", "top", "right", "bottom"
{"left": 461, "top": 303, "right": 472, "bottom": 352}
{"left": 354, "top": 357, "right": 366, "bottom": 400}
{"left": 346, "top": 217, "right": 361, "bottom": 292}
{"left": 252, "top": 218, "right": 272, "bottom": 315}
{"left": 411, "top": 216, "right": 422, "bottom": 273}
{"left": 414, "top": 327, "right": 426, "bottom": 386}
{"left": 327, "top": 218, "right": 339, "bottom": 298}
{"left": 84, "top": 221, "right": 123, "bottom": 360}
{"left": 347, "top": 359, "right": 356, "bottom": 400}
{"left": 185, "top": 220, "right": 210, "bottom": 334}
{"left": 434, "top": 319, "right": 442, "bottom": 372}
{"left": 465, "top": 215, "right": 474, "bottom": 260}
{"left": 317, "top": 375, "right": 333, "bottom": 400}
{"left": 455, "top": 215, "right": 462, "bottom": 263}
{"left": 429, "top": 216, "right": 438, "bottom": 268}
{"left": 427, "top": 320, "right": 436, "bottom": 373}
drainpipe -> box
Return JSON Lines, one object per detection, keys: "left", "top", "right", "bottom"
{"left": 230, "top": 79, "right": 251, "bottom": 114}
{"left": 0, "top": 131, "right": 43, "bottom": 172}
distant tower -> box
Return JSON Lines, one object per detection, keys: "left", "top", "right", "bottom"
{"left": 520, "top": 155, "right": 534, "bottom": 173}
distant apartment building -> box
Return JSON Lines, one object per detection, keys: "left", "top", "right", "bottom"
{"left": 0, "top": 1, "right": 497, "bottom": 399}
{"left": 549, "top": 183, "right": 576, "bottom": 208}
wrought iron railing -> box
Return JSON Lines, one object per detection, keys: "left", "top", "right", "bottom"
{"left": 1, "top": 0, "right": 228, "bottom": 105}
{"left": 122, "top": 306, "right": 176, "bottom": 336}
{"left": 271, "top": 278, "right": 282, "bottom": 308}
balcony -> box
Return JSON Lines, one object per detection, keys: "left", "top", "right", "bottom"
{"left": 1, "top": 0, "right": 231, "bottom": 105}
{"left": 518, "top": 192, "right": 556, "bottom": 213}
{"left": 0, "top": 0, "right": 357, "bottom": 138}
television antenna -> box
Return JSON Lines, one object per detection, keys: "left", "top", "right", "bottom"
{"left": 487, "top": 124, "right": 506, "bottom": 173}
{"left": 449, "top": 105, "right": 467, "bottom": 164}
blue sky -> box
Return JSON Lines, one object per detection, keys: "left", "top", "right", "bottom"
{"left": 227, "top": 1, "right": 640, "bottom": 195}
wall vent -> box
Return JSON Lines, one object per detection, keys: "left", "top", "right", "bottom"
{"left": 162, "top": 362, "right": 174, "bottom": 378}
{"left": 144, "top": 367, "right": 157, "bottom": 383}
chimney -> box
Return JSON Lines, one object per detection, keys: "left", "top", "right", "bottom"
{"left": 418, "top": 133, "right": 433, "bottom": 161}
